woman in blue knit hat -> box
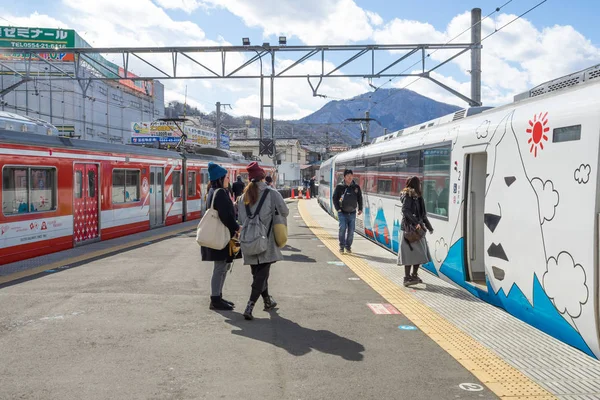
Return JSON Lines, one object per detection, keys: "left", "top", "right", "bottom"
{"left": 201, "top": 162, "right": 240, "bottom": 311}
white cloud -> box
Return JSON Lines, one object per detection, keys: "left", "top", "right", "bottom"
{"left": 574, "top": 164, "right": 591, "bottom": 184}
{"left": 204, "top": 0, "right": 378, "bottom": 44}
{"left": 153, "top": 0, "right": 204, "bottom": 13}
{"left": 0, "top": 12, "right": 68, "bottom": 29}
{"left": 163, "top": 88, "right": 210, "bottom": 113}
{"left": 543, "top": 252, "right": 589, "bottom": 319}
{"left": 366, "top": 11, "right": 383, "bottom": 27}
{"left": 232, "top": 59, "right": 369, "bottom": 120}
{"left": 374, "top": 11, "right": 600, "bottom": 107}
{"left": 531, "top": 178, "right": 559, "bottom": 224}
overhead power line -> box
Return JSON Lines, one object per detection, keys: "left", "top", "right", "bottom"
{"left": 369, "top": 0, "right": 547, "bottom": 113}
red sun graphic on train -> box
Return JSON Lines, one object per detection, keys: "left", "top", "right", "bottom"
{"left": 526, "top": 112, "right": 550, "bottom": 157}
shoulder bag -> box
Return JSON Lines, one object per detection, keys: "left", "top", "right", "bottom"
{"left": 196, "top": 188, "right": 231, "bottom": 249}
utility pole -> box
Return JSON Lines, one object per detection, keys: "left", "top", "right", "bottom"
{"left": 365, "top": 111, "right": 370, "bottom": 143}
{"left": 215, "top": 101, "right": 231, "bottom": 149}
{"left": 471, "top": 8, "right": 482, "bottom": 106}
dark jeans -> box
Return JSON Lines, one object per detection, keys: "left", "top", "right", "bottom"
{"left": 250, "top": 263, "right": 271, "bottom": 302}
{"left": 338, "top": 211, "right": 356, "bottom": 249}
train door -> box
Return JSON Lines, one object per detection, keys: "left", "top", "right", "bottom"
{"left": 149, "top": 166, "right": 164, "bottom": 228}
{"left": 73, "top": 163, "right": 100, "bottom": 245}
{"left": 464, "top": 153, "right": 488, "bottom": 289}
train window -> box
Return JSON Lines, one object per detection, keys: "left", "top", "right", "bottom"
{"left": 377, "top": 179, "right": 392, "bottom": 195}
{"left": 188, "top": 172, "right": 197, "bottom": 197}
{"left": 172, "top": 171, "right": 181, "bottom": 198}
{"left": 2, "top": 167, "right": 56, "bottom": 215}
{"left": 422, "top": 146, "right": 451, "bottom": 218}
{"left": 87, "top": 170, "right": 95, "bottom": 198}
{"left": 75, "top": 171, "right": 83, "bottom": 199}
{"left": 112, "top": 169, "right": 140, "bottom": 204}
{"left": 553, "top": 125, "right": 581, "bottom": 142}
{"left": 396, "top": 150, "right": 423, "bottom": 195}
{"left": 30, "top": 169, "right": 56, "bottom": 213}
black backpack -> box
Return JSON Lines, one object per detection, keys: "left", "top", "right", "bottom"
{"left": 340, "top": 185, "right": 358, "bottom": 213}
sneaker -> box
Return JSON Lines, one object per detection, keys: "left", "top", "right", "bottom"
{"left": 263, "top": 296, "right": 278, "bottom": 311}
{"left": 339, "top": 248, "right": 345, "bottom": 254}
{"left": 345, "top": 247, "right": 352, "bottom": 254}
{"left": 411, "top": 274, "right": 423, "bottom": 284}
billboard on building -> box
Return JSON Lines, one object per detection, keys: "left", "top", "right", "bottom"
{"left": 131, "top": 121, "right": 219, "bottom": 148}
{"left": 0, "top": 25, "right": 154, "bottom": 96}
{"left": 0, "top": 26, "right": 75, "bottom": 61}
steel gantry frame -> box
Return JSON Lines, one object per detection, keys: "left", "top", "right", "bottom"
{"left": 0, "top": 32, "right": 483, "bottom": 159}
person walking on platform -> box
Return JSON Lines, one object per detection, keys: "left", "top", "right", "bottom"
{"left": 232, "top": 175, "right": 245, "bottom": 201}
{"left": 332, "top": 169, "right": 363, "bottom": 254}
{"left": 237, "top": 162, "right": 289, "bottom": 320}
{"left": 398, "top": 176, "right": 433, "bottom": 287}
{"left": 201, "top": 162, "right": 241, "bottom": 311}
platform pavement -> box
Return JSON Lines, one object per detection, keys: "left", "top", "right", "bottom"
{"left": 0, "top": 201, "right": 496, "bottom": 400}
{"left": 299, "top": 198, "right": 600, "bottom": 400}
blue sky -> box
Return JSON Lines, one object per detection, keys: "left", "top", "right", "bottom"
{"left": 2, "top": 0, "right": 599, "bottom": 119}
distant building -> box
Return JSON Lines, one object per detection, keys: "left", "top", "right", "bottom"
{"left": 0, "top": 25, "right": 164, "bottom": 143}
{"left": 229, "top": 139, "right": 306, "bottom": 187}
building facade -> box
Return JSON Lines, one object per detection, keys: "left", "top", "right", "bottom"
{"left": 0, "top": 26, "right": 164, "bottom": 143}
{"left": 228, "top": 139, "right": 306, "bottom": 187}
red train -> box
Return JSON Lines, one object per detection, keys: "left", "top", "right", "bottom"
{"left": 0, "top": 129, "right": 273, "bottom": 266}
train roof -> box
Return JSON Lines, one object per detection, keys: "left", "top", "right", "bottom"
{"left": 0, "top": 129, "right": 183, "bottom": 159}
{"left": 370, "top": 63, "right": 600, "bottom": 147}
{"left": 0, "top": 129, "right": 272, "bottom": 166}
{"left": 371, "top": 106, "right": 493, "bottom": 145}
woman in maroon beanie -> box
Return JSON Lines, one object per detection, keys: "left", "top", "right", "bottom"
{"left": 237, "top": 162, "right": 289, "bottom": 320}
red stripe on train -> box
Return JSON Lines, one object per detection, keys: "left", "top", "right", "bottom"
{"left": 0, "top": 236, "right": 72, "bottom": 266}
{"left": 100, "top": 221, "right": 150, "bottom": 241}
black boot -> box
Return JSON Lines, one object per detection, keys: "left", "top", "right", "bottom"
{"left": 243, "top": 300, "right": 255, "bottom": 320}
{"left": 210, "top": 296, "right": 233, "bottom": 311}
{"left": 411, "top": 273, "right": 423, "bottom": 284}
{"left": 263, "top": 295, "right": 278, "bottom": 311}
{"left": 220, "top": 293, "right": 235, "bottom": 308}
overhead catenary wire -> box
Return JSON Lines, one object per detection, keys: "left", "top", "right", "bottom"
{"left": 345, "top": 2, "right": 512, "bottom": 114}
{"left": 309, "top": 3, "right": 510, "bottom": 103}
{"left": 368, "top": 0, "right": 547, "bottom": 113}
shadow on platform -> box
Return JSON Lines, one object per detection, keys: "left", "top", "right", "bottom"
{"left": 220, "top": 310, "right": 365, "bottom": 361}
{"left": 282, "top": 254, "right": 316, "bottom": 263}
{"left": 413, "top": 283, "right": 480, "bottom": 302}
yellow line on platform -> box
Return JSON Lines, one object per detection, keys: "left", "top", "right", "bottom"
{"left": 0, "top": 225, "right": 194, "bottom": 285}
{"left": 298, "top": 201, "right": 555, "bottom": 400}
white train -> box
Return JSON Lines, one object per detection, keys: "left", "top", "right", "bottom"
{"left": 318, "top": 63, "right": 600, "bottom": 358}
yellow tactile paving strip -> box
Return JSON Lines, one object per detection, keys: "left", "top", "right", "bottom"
{"left": 0, "top": 225, "right": 194, "bottom": 285}
{"left": 298, "top": 201, "right": 556, "bottom": 400}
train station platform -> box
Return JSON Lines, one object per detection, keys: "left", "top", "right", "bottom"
{"left": 1, "top": 199, "right": 600, "bottom": 399}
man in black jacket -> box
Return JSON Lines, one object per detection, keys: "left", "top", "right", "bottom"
{"left": 332, "top": 169, "right": 363, "bottom": 254}
{"left": 232, "top": 175, "right": 245, "bottom": 200}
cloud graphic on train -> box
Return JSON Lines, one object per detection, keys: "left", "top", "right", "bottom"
{"left": 476, "top": 120, "right": 490, "bottom": 139}
{"left": 531, "top": 178, "right": 559, "bottom": 224}
{"left": 574, "top": 164, "right": 591, "bottom": 184}
{"left": 434, "top": 238, "right": 448, "bottom": 264}
{"left": 543, "top": 252, "right": 589, "bottom": 319}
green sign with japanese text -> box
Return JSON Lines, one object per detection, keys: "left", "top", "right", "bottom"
{"left": 0, "top": 26, "right": 75, "bottom": 49}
